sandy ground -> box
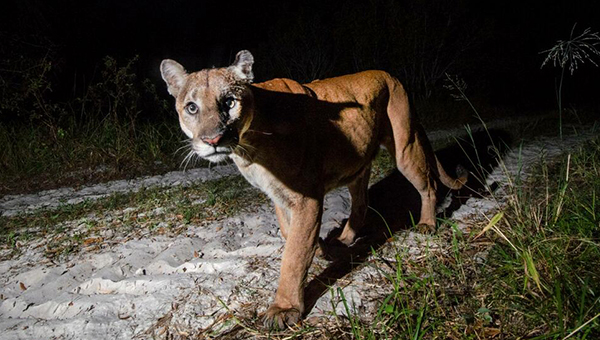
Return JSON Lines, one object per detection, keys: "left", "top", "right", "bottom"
{"left": 0, "top": 122, "right": 594, "bottom": 339}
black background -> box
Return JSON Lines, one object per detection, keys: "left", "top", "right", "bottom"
{"left": 2, "top": 0, "right": 599, "bottom": 112}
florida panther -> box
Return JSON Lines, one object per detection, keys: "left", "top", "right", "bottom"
{"left": 160, "top": 50, "right": 467, "bottom": 328}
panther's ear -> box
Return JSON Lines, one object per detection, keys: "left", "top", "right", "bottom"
{"left": 160, "top": 59, "right": 187, "bottom": 97}
{"left": 229, "top": 50, "right": 254, "bottom": 82}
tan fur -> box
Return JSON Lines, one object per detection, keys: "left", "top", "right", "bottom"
{"left": 160, "top": 51, "right": 467, "bottom": 328}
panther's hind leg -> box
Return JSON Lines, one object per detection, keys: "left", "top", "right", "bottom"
{"left": 384, "top": 77, "right": 439, "bottom": 230}
{"left": 384, "top": 132, "right": 438, "bottom": 229}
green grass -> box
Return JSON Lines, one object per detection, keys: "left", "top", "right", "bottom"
{"left": 0, "top": 119, "right": 187, "bottom": 193}
{"left": 484, "top": 137, "right": 600, "bottom": 339}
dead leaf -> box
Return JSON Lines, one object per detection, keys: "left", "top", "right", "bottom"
{"left": 484, "top": 327, "right": 501, "bottom": 338}
{"left": 83, "top": 237, "right": 103, "bottom": 246}
{"left": 19, "top": 282, "right": 26, "bottom": 291}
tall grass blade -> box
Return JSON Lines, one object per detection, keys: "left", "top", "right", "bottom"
{"left": 474, "top": 211, "right": 504, "bottom": 239}
{"left": 563, "top": 312, "right": 600, "bottom": 340}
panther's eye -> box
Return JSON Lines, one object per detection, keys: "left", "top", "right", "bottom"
{"left": 186, "top": 103, "right": 198, "bottom": 115}
{"left": 223, "top": 97, "right": 236, "bottom": 110}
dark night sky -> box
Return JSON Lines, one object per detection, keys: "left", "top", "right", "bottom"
{"left": 1, "top": 0, "right": 600, "bottom": 110}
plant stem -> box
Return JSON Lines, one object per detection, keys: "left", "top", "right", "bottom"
{"left": 557, "top": 66, "right": 565, "bottom": 140}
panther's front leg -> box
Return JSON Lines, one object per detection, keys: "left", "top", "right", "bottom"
{"left": 264, "top": 196, "right": 323, "bottom": 329}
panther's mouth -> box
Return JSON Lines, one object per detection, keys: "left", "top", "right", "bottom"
{"left": 201, "top": 147, "right": 232, "bottom": 163}
{"left": 191, "top": 125, "right": 240, "bottom": 163}
{"left": 196, "top": 132, "right": 238, "bottom": 162}
{"left": 208, "top": 147, "right": 232, "bottom": 156}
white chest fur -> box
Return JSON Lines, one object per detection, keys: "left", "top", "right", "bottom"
{"left": 230, "top": 154, "right": 291, "bottom": 207}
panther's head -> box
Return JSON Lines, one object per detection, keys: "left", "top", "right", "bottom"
{"left": 160, "top": 50, "right": 255, "bottom": 163}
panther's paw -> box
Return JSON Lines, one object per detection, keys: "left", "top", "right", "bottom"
{"left": 263, "top": 304, "right": 302, "bottom": 330}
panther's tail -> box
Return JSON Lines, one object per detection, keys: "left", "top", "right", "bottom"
{"left": 436, "top": 157, "right": 468, "bottom": 190}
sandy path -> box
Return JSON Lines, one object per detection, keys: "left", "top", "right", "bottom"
{"left": 0, "top": 166, "right": 238, "bottom": 218}
{"left": 0, "top": 124, "right": 594, "bottom": 339}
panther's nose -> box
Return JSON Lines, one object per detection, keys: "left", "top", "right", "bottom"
{"left": 201, "top": 134, "right": 223, "bottom": 146}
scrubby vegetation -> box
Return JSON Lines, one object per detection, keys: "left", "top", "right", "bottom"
{"left": 0, "top": 39, "right": 190, "bottom": 194}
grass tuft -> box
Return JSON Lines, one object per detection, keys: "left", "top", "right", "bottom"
{"left": 0, "top": 55, "right": 191, "bottom": 195}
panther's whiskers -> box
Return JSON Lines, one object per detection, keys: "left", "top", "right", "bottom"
{"left": 246, "top": 129, "right": 273, "bottom": 136}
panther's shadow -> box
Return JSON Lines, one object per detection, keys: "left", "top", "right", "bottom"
{"left": 303, "top": 129, "right": 511, "bottom": 314}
